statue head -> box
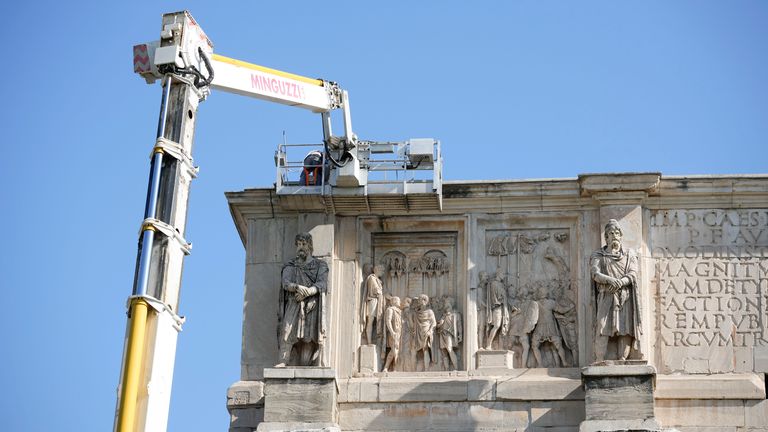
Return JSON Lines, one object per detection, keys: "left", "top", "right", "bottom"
{"left": 362, "top": 263, "right": 373, "bottom": 276}
{"left": 535, "top": 283, "right": 549, "bottom": 300}
{"left": 442, "top": 296, "right": 454, "bottom": 311}
{"left": 389, "top": 296, "right": 401, "bottom": 308}
{"left": 373, "top": 264, "right": 385, "bottom": 277}
{"left": 478, "top": 271, "right": 489, "bottom": 284}
{"left": 295, "top": 232, "right": 314, "bottom": 259}
{"left": 603, "top": 219, "right": 623, "bottom": 251}
{"left": 418, "top": 294, "right": 430, "bottom": 308}
{"left": 402, "top": 297, "right": 412, "bottom": 309}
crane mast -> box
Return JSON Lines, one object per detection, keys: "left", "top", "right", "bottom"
{"left": 118, "top": 10, "right": 442, "bottom": 431}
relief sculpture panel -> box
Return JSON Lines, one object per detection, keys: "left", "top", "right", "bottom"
{"left": 478, "top": 229, "right": 577, "bottom": 368}
{"left": 363, "top": 232, "right": 463, "bottom": 372}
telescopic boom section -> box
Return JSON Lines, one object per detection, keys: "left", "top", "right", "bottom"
{"left": 120, "top": 10, "right": 351, "bottom": 432}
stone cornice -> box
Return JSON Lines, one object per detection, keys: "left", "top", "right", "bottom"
{"left": 226, "top": 174, "right": 768, "bottom": 243}
{"left": 578, "top": 172, "right": 661, "bottom": 198}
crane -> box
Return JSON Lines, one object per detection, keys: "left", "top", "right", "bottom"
{"left": 117, "top": 10, "right": 441, "bottom": 432}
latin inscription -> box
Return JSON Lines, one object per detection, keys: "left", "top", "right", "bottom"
{"left": 651, "top": 210, "right": 768, "bottom": 352}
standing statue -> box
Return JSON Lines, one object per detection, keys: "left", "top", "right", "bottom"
{"left": 382, "top": 296, "right": 402, "bottom": 372}
{"left": 590, "top": 219, "right": 642, "bottom": 362}
{"left": 484, "top": 266, "right": 509, "bottom": 350}
{"left": 506, "top": 284, "right": 538, "bottom": 367}
{"left": 553, "top": 282, "right": 578, "bottom": 363}
{"left": 437, "top": 296, "right": 462, "bottom": 370}
{"left": 277, "top": 233, "right": 329, "bottom": 367}
{"left": 399, "top": 297, "right": 416, "bottom": 371}
{"left": 413, "top": 294, "right": 437, "bottom": 371}
{"left": 475, "top": 271, "right": 489, "bottom": 350}
{"left": 530, "top": 283, "right": 570, "bottom": 367}
{"left": 361, "top": 264, "right": 385, "bottom": 345}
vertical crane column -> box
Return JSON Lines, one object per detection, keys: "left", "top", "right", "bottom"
{"left": 116, "top": 71, "right": 202, "bottom": 432}
{"left": 118, "top": 11, "right": 212, "bottom": 432}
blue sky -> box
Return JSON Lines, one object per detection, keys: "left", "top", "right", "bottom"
{"left": 1, "top": 1, "right": 766, "bottom": 431}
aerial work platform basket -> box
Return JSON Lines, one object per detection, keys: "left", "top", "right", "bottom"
{"left": 275, "top": 138, "right": 443, "bottom": 213}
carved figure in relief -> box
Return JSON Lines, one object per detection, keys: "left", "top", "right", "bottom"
{"left": 413, "top": 294, "right": 437, "bottom": 371}
{"left": 277, "top": 233, "right": 328, "bottom": 367}
{"left": 399, "top": 297, "right": 416, "bottom": 371}
{"left": 382, "top": 296, "right": 402, "bottom": 372}
{"left": 531, "top": 283, "right": 570, "bottom": 367}
{"left": 488, "top": 234, "right": 508, "bottom": 256}
{"left": 475, "top": 271, "right": 490, "bottom": 349}
{"left": 590, "top": 219, "right": 642, "bottom": 362}
{"left": 361, "top": 264, "right": 385, "bottom": 345}
{"left": 437, "top": 296, "right": 462, "bottom": 370}
{"left": 553, "top": 282, "right": 578, "bottom": 363}
{"left": 485, "top": 266, "right": 509, "bottom": 349}
{"left": 384, "top": 253, "right": 408, "bottom": 278}
{"left": 506, "top": 284, "right": 538, "bottom": 367}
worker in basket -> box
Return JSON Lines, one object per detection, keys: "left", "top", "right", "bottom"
{"left": 299, "top": 150, "right": 329, "bottom": 186}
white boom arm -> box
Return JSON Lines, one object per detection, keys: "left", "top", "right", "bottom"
{"left": 210, "top": 55, "right": 340, "bottom": 113}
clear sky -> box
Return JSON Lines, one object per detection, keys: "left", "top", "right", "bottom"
{"left": 1, "top": 1, "right": 766, "bottom": 431}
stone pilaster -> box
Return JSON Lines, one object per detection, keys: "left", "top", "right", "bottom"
{"left": 578, "top": 173, "right": 660, "bottom": 362}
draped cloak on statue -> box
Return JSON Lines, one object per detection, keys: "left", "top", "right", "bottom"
{"left": 590, "top": 246, "right": 642, "bottom": 350}
{"left": 279, "top": 256, "right": 329, "bottom": 359}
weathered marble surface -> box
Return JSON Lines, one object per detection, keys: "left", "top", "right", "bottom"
{"left": 226, "top": 173, "right": 768, "bottom": 431}
{"left": 581, "top": 365, "right": 661, "bottom": 432}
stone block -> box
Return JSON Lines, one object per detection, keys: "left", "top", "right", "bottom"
{"left": 359, "top": 379, "right": 378, "bottom": 402}
{"left": 582, "top": 365, "right": 656, "bottom": 420}
{"left": 735, "top": 347, "right": 755, "bottom": 373}
{"left": 335, "top": 380, "right": 348, "bottom": 403}
{"left": 227, "top": 380, "right": 265, "bottom": 408}
{"left": 656, "top": 400, "right": 745, "bottom": 428}
{"left": 500, "top": 402, "right": 532, "bottom": 429}
{"left": 263, "top": 368, "right": 295, "bottom": 379}
{"left": 343, "top": 380, "right": 360, "bottom": 403}
{"left": 578, "top": 173, "right": 661, "bottom": 196}
{"left": 476, "top": 350, "right": 514, "bottom": 369}
{"left": 579, "top": 418, "right": 661, "bottom": 432}
{"left": 263, "top": 377, "right": 337, "bottom": 423}
{"left": 676, "top": 428, "right": 737, "bottom": 432}
{"left": 242, "top": 263, "right": 281, "bottom": 380}
{"left": 468, "top": 378, "right": 496, "bottom": 401}
{"left": 656, "top": 373, "right": 765, "bottom": 400}
{"left": 468, "top": 368, "right": 525, "bottom": 377}
{"left": 293, "top": 367, "right": 336, "bottom": 379}
{"left": 335, "top": 217, "right": 357, "bottom": 261}
{"left": 429, "top": 402, "right": 472, "bottom": 430}
{"left": 256, "top": 421, "right": 340, "bottom": 432}
{"left": 247, "top": 218, "right": 284, "bottom": 264}
{"left": 496, "top": 372, "right": 583, "bottom": 401}
{"left": 467, "top": 402, "right": 506, "bottom": 427}
{"left": 754, "top": 346, "right": 768, "bottom": 373}
{"left": 359, "top": 345, "right": 378, "bottom": 374}
{"left": 229, "top": 406, "right": 264, "bottom": 429}
{"left": 531, "top": 401, "right": 585, "bottom": 427}
{"left": 373, "top": 402, "right": 433, "bottom": 430}
{"left": 377, "top": 379, "right": 468, "bottom": 402}
{"left": 745, "top": 400, "right": 768, "bottom": 428}
{"left": 684, "top": 358, "right": 710, "bottom": 374}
